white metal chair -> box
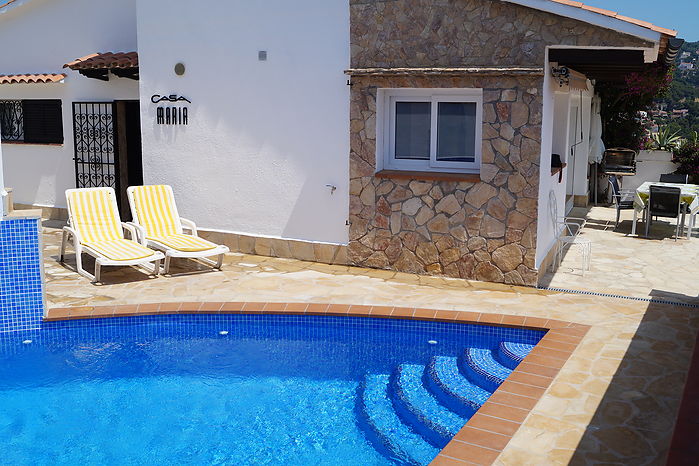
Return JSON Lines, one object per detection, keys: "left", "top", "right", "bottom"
{"left": 127, "top": 185, "right": 229, "bottom": 274}
{"left": 60, "top": 187, "right": 164, "bottom": 283}
{"left": 548, "top": 190, "right": 591, "bottom": 274}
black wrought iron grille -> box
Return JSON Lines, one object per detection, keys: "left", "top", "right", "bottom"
{"left": 0, "top": 100, "right": 24, "bottom": 141}
{"left": 72, "top": 102, "right": 119, "bottom": 190}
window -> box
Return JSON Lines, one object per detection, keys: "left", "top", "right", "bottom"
{"left": 0, "top": 99, "right": 63, "bottom": 144}
{"left": 379, "top": 89, "right": 482, "bottom": 173}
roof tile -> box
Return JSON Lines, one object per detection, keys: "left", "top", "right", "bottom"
{"left": 64, "top": 51, "right": 138, "bottom": 70}
{"left": 0, "top": 73, "right": 66, "bottom": 84}
{"left": 538, "top": 0, "right": 678, "bottom": 37}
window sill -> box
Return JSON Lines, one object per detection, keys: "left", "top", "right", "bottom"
{"left": 375, "top": 169, "right": 481, "bottom": 183}
{"left": 1, "top": 141, "right": 63, "bottom": 146}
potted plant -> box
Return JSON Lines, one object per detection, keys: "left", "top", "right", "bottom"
{"left": 673, "top": 132, "right": 699, "bottom": 183}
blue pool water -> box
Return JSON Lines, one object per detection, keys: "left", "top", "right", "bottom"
{"left": 0, "top": 315, "right": 543, "bottom": 465}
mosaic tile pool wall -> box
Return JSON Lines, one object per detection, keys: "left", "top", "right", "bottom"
{"left": 0, "top": 217, "right": 45, "bottom": 332}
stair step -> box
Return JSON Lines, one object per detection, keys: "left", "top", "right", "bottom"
{"left": 462, "top": 348, "right": 513, "bottom": 392}
{"left": 391, "top": 364, "right": 467, "bottom": 447}
{"left": 426, "top": 356, "right": 490, "bottom": 417}
{"left": 359, "top": 373, "right": 439, "bottom": 465}
{"left": 497, "top": 341, "right": 535, "bottom": 370}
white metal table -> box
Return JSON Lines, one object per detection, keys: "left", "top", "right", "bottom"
{"left": 631, "top": 182, "right": 699, "bottom": 237}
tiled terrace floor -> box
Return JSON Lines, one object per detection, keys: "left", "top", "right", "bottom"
{"left": 43, "top": 219, "right": 699, "bottom": 465}
{"left": 541, "top": 206, "right": 699, "bottom": 304}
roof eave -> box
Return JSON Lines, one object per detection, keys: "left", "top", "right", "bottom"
{"left": 501, "top": 0, "right": 672, "bottom": 44}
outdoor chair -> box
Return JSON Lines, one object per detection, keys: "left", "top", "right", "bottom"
{"left": 127, "top": 185, "right": 229, "bottom": 274}
{"left": 659, "top": 173, "right": 689, "bottom": 184}
{"left": 608, "top": 175, "right": 635, "bottom": 228}
{"left": 645, "top": 185, "right": 684, "bottom": 241}
{"left": 548, "top": 190, "right": 591, "bottom": 274}
{"left": 60, "top": 187, "right": 164, "bottom": 283}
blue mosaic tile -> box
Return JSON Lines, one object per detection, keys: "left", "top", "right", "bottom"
{"left": 0, "top": 217, "right": 45, "bottom": 332}
{"left": 498, "top": 341, "right": 536, "bottom": 369}
{"left": 425, "top": 356, "right": 489, "bottom": 417}
{"left": 462, "top": 348, "right": 513, "bottom": 392}
{"left": 391, "top": 363, "right": 466, "bottom": 447}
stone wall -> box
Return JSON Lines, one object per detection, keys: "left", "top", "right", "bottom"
{"left": 349, "top": 74, "right": 542, "bottom": 285}
{"left": 350, "top": 0, "right": 653, "bottom": 69}
{"left": 347, "top": 0, "right": 654, "bottom": 285}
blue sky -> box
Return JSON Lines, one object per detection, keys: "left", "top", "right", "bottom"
{"left": 582, "top": 0, "right": 699, "bottom": 41}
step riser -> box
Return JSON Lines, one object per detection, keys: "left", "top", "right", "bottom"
{"left": 356, "top": 380, "right": 414, "bottom": 465}
{"left": 389, "top": 370, "right": 451, "bottom": 448}
{"left": 425, "top": 359, "right": 480, "bottom": 418}
{"left": 357, "top": 375, "right": 439, "bottom": 466}
{"left": 497, "top": 345, "right": 521, "bottom": 370}
{"left": 460, "top": 351, "right": 504, "bottom": 393}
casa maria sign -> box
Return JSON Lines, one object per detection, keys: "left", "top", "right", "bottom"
{"left": 151, "top": 94, "right": 191, "bottom": 125}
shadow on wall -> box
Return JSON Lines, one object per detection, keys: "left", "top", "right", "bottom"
{"left": 568, "top": 300, "right": 699, "bottom": 465}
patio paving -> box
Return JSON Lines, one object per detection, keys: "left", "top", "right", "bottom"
{"left": 541, "top": 205, "right": 699, "bottom": 304}
{"left": 42, "top": 219, "right": 699, "bottom": 465}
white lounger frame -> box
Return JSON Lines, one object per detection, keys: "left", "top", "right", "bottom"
{"left": 60, "top": 188, "right": 164, "bottom": 283}
{"left": 126, "top": 186, "right": 229, "bottom": 274}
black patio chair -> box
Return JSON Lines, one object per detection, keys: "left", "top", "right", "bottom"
{"left": 608, "top": 176, "right": 635, "bottom": 228}
{"left": 645, "top": 185, "right": 683, "bottom": 240}
{"left": 659, "top": 173, "right": 689, "bottom": 184}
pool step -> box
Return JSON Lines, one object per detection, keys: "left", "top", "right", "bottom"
{"left": 390, "top": 364, "right": 467, "bottom": 447}
{"left": 426, "top": 356, "right": 491, "bottom": 417}
{"left": 497, "top": 341, "right": 535, "bottom": 370}
{"left": 358, "top": 373, "right": 439, "bottom": 465}
{"left": 462, "top": 348, "right": 513, "bottom": 392}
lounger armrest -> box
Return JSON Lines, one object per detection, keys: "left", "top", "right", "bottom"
{"left": 121, "top": 222, "right": 143, "bottom": 243}
{"left": 63, "top": 225, "right": 81, "bottom": 245}
{"left": 180, "top": 217, "right": 198, "bottom": 236}
{"left": 125, "top": 222, "right": 147, "bottom": 244}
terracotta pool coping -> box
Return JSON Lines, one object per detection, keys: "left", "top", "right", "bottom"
{"left": 45, "top": 302, "right": 590, "bottom": 466}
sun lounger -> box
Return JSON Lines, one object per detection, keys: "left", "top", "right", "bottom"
{"left": 60, "top": 187, "right": 164, "bottom": 282}
{"left": 127, "top": 184, "right": 229, "bottom": 274}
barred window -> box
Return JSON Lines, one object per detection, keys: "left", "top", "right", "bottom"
{"left": 0, "top": 99, "right": 63, "bottom": 144}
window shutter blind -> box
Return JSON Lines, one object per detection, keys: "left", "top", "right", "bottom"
{"left": 22, "top": 99, "right": 63, "bottom": 144}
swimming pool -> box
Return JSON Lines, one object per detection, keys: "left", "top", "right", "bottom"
{"left": 0, "top": 314, "right": 543, "bottom": 465}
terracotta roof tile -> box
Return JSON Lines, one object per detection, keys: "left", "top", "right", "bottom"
{"left": 547, "top": 0, "right": 678, "bottom": 37}
{"left": 0, "top": 0, "right": 19, "bottom": 9}
{"left": 0, "top": 73, "right": 66, "bottom": 84}
{"left": 64, "top": 52, "right": 138, "bottom": 70}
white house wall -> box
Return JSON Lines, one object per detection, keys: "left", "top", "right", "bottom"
{"left": 136, "top": 0, "right": 350, "bottom": 245}
{"left": 536, "top": 57, "right": 570, "bottom": 269}
{"left": 536, "top": 60, "right": 594, "bottom": 269}
{"left": 0, "top": 0, "right": 138, "bottom": 209}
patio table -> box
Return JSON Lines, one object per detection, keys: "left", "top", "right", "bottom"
{"left": 631, "top": 181, "right": 699, "bottom": 236}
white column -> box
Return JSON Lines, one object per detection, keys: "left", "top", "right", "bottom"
{"left": 0, "top": 128, "right": 5, "bottom": 217}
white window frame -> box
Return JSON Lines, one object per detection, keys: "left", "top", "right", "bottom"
{"left": 378, "top": 88, "right": 483, "bottom": 174}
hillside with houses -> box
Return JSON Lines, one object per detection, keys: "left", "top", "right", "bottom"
{"left": 650, "top": 40, "right": 699, "bottom": 138}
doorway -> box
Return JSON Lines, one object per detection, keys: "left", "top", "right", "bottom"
{"left": 71, "top": 100, "right": 142, "bottom": 219}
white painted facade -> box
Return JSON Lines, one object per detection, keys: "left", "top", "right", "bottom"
{"left": 535, "top": 53, "right": 594, "bottom": 269}
{"left": 0, "top": 0, "right": 138, "bottom": 209}
{"left": 136, "top": 0, "right": 350, "bottom": 244}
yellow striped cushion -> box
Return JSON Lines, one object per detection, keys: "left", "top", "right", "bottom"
{"left": 131, "top": 185, "right": 180, "bottom": 238}
{"left": 68, "top": 189, "right": 123, "bottom": 243}
{"left": 84, "top": 239, "right": 155, "bottom": 261}
{"left": 147, "top": 234, "right": 217, "bottom": 252}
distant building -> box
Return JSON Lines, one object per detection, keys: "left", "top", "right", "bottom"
{"left": 678, "top": 62, "right": 695, "bottom": 71}
{"left": 672, "top": 109, "right": 689, "bottom": 118}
